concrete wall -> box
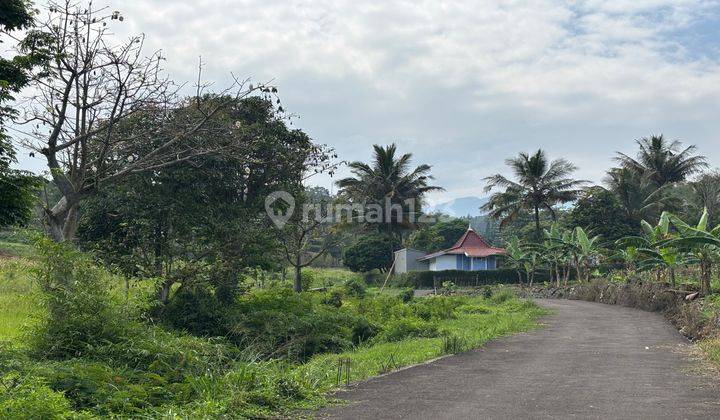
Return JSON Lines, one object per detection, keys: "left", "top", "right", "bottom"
{"left": 393, "top": 248, "right": 429, "bottom": 274}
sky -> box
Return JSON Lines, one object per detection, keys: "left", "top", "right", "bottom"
{"left": 12, "top": 0, "right": 720, "bottom": 205}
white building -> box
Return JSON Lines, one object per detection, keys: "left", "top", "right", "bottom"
{"left": 393, "top": 228, "right": 505, "bottom": 274}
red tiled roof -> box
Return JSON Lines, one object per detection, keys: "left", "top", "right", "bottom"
{"left": 417, "top": 229, "right": 506, "bottom": 261}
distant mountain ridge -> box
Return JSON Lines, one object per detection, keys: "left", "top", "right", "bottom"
{"left": 427, "top": 196, "right": 489, "bottom": 218}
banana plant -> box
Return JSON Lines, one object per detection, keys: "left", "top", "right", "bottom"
{"left": 614, "top": 246, "right": 640, "bottom": 274}
{"left": 522, "top": 250, "right": 543, "bottom": 287}
{"left": 664, "top": 208, "right": 719, "bottom": 295}
{"left": 637, "top": 246, "right": 687, "bottom": 287}
{"left": 572, "top": 227, "right": 602, "bottom": 282}
{"left": 617, "top": 212, "right": 682, "bottom": 285}
{"left": 543, "top": 223, "right": 573, "bottom": 286}
{"left": 504, "top": 237, "right": 527, "bottom": 285}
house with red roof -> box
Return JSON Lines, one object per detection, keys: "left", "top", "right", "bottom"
{"left": 393, "top": 228, "right": 505, "bottom": 274}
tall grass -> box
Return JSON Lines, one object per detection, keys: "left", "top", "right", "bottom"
{"left": 0, "top": 259, "right": 40, "bottom": 343}
{"left": 297, "top": 297, "right": 547, "bottom": 390}
{"left": 302, "top": 267, "right": 364, "bottom": 288}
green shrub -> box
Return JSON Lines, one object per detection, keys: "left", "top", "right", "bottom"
{"left": 351, "top": 318, "right": 378, "bottom": 344}
{"left": 161, "top": 287, "right": 226, "bottom": 337}
{"left": 398, "top": 288, "right": 414, "bottom": 303}
{"left": 30, "top": 238, "right": 127, "bottom": 359}
{"left": 89, "top": 326, "right": 238, "bottom": 377}
{"left": 226, "top": 288, "right": 368, "bottom": 361}
{"left": 0, "top": 374, "right": 79, "bottom": 419}
{"left": 410, "top": 296, "right": 463, "bottom": 320}
{"left": 300, "top": 270, "right": 315, "bottom": 291}
{"left": 373, "top": 318, "right": 440, "bottom": 343}
{"left": 439, "top": 281, "right": 458, "bottom": 295}
{"left": 321, "top": 288, "right": 344, "bottom": 308}
{"left": 343, "top": 278, "right": 366, "bottom": 298}
{"left": 356, "top": 294, "right": 414, "bottom": 323}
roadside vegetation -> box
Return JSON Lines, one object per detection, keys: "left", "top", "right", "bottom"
{"left": 0, "top": 242, "right": 544, "bottom": 418}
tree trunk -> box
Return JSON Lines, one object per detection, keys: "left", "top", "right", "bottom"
{"left": 44, "top": 196, "right": 81, "bottom": 242}
{"left": 516, "top": 270, "right": 523, "bottom": 286}
{"left": 574, "top": 257, "right": 582, "bottom": 282}
{"left": 157, "top": 278, "right": 175, "bottom": 304}
{"left": 700, "top": 259, "right": 712, "bottom": 295}
{"left": 555, "top": 264, "right": 561, "bottom": 287}
{"left": 45, "top": 215, "right": 65, "bottom": 242}
{"left": 294, "top": 256, "right": 302, "bottom": 293}
{"left": 669, "top": 267, "right": 676, "bottom": 287}
{"left": 584, "top": 263, "right": 590, "bottom": 282}
{"left": 533, "top": 205, "right": 541, "bottom": 240}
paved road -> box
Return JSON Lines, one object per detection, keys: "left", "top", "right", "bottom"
{"left": 317, "top": 299, "right": 720, "bottom": 419}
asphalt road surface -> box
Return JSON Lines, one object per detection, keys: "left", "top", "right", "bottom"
{"left": 316, "top": 299, "right": 720, "bottom": 419}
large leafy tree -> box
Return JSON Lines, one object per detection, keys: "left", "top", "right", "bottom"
{"left": 77, "top": 97, "right": 325, "bottom": 303}
{"left": 482, "top": 149, "right": 587, "bottom": 239}
{"left": 278, "top": 187, "right": 342, "bottom": 293}
{"left": 406, "top": 218, "right": 467, "bottom": 252}
{"left": 1, "top": 0, "right": 37, "bottom": 155}
{"left": 0, "top": 0, "right": 42, "bottom": 228}
{"left": 566, "top": 186, "right": 637, "bottom": 242}
{"left": 336, "top": 143, "right": 442, "bottom": 238}
{"left": 0, "top": 170, "right": 40, "bottom": 228}
{"left": 343, "top": 233, "right": 400, "bottom": 273}
{"left": 615, "top": 135, "right": 707, "bottom": 187}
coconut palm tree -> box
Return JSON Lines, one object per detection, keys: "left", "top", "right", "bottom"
{"left": 336, "top": 144, "right": 443, "bottom": 237}
{"left": 482, "top": 149, "right": 587, "bottom": 239}
{"left": 605, "top": 166, "right": 667, "bottom": 225}
{"left": 615, "top": 135, "right": 707, "bottom": 188}
{"left": 687, "top": 171, "right": 720, "bottom": 227}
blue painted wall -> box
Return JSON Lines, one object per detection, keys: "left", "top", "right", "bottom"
{"left": 452, "top": 255, "right": 498, "bottom": 271}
